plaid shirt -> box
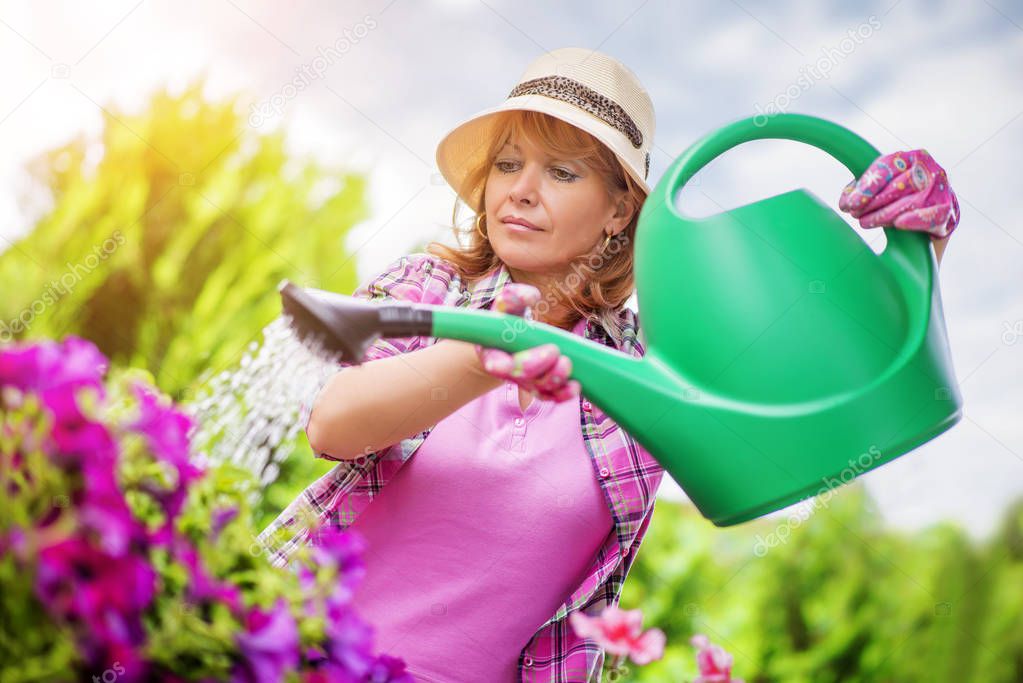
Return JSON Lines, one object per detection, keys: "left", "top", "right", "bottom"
{"left": 258, "top": 252, "right": 665, "bottom": 682}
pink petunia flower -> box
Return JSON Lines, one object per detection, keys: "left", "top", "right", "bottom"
{"left": 568, "top": 606, "right": 666, "bottom": 665}
{"left": 127, "top": 382, "right": 204, "bottom": 540}
{"left": 690, "top": 634, "right": 744, "bottom": 683}
{"left": 34, "top": 535, "right": 157, "bottom": 663}
{"left": 2, "top": 336, "right": 408, "bottom": 681}
{"left": 233, "top": 599, "right": 301, "bottom": 683}
{"left": 172, "top": 537, "right": 242, "bottom": 614}
{"left": 0, "top": 337, "right": 107, "bottom": 395}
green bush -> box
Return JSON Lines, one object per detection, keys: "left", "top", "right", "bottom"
{"left": 622, "top": 486, "right": 1023, "bottom": 682}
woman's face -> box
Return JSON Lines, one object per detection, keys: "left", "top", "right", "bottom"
{"left": 483, "top": 132, "right": 633, "bottom": 280}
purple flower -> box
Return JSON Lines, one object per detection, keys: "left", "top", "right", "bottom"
{"left": 128, "top": 382, "right": 203, "bottom": 529}
{"left": 48, "top": 413, "right": 119, "bottom": 465}
{"left": 34, "top": 536, "right": 156, "bottom": 661}
{"left": 90, "top": 640, "right": 148, "bottom": 683}
{"left": 302, "top": 527, "right": 396, "bottom": 677}
{"left": 211, "top": 506, "right": 239, "bottom": 537}
{"left": 172, "top": 537, "right": 242, "bottom": 614}
{"left": 300, "top": 665, "right": 358, "bottom": 683}
{"left": 0, "top": 341, "right": 42, "bottom": 389}
{"left": 308, "top": 527, "right": 367, "bottom": 599}
{"left": 0, "top": 337, "right": 108, "bottom": 425}
{"left": 365, "top": 654, "right": 415, "bottom": 683}
{"left": 78, "top": 458, "right": 143, "bottom": 556}
{"left": 0, "top": 526, "right": 27, "bottom": 559}
{"left": 4, "top": 336, "right": 408, "bottom": 682}
{"left": 321, "top": 600, "right": 376, "bottom": 678}
{"left": 129, "top": 382, "right": 196, "bottom": 470}
{"left": 0, "top": 336, "right": 107, "bottom": 393}
{"left": 50, "top": 337, "right": 109, "bottom": 389}
{"left": 233, "top": 599, "right": 301, "bottom": 683}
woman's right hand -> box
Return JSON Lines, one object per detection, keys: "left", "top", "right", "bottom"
{"left": 474, "top": 283, "right": 581, "bottom": 403}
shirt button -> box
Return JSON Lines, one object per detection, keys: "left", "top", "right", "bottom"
{"left": 523, "top": 655, "right": 533, "bottom": 667}
{"left": 621, "top": 545, "right": 630, "bottom": 557}
{"left": 514, "top": 417, "right": 524, "bottom": 426}
{"left": 599, "top": 467, "right": 611, "bottom": 478}
{"left": 582, "top": 400, "right": 592, "bottom": 411}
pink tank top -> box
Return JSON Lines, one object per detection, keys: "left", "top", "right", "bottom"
{"left": 347, "top": 328, "right": 612, "bottom": 681}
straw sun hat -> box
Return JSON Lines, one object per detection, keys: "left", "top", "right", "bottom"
{"left": 435, "top": 47, "right": 656, "bottom": 211}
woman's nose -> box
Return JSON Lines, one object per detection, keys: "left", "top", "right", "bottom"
{"left": 509, "top": 163, "right": 542, "bottom": 204}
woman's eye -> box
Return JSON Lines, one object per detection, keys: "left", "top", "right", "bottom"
{"left": 551, "top": 167, "right": 578, "bottom": 182}
{"left": 493, "top": 160, "right": 577, "bottom": 183}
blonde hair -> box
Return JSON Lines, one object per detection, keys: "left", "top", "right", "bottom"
{"left": 426, "top": 110, "right": 647, "bottom": 338}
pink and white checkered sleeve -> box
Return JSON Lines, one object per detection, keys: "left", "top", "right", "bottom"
{"left": 298, "top": 253, "right": 434, "bottom": 453}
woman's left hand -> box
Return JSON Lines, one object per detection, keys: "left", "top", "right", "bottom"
{"left": 474, "top": 283, "right": 581, "bottom": 403}
{"left": 838, "top": 149, "right": 960, "bottom": 240}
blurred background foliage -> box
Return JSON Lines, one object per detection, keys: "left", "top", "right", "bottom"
{"left": 624, "top": 488, "right": 1023, "bottom": 682}
{"left": 0, "top": 77, "right": 369, "bottom": 401}
{"left": 1, "top": 81, "right": 1020, "bottom": 682}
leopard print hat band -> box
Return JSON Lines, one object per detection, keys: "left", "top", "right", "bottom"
{"left": 436, "top": 47, "right": 656, "bottom": 207}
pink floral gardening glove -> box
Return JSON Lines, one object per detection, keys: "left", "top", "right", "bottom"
{"left": 838, "top": 148, "right": 960, "bottom": 240}
{"left": 474, "top": 283, "right": 581, "bottom": 403}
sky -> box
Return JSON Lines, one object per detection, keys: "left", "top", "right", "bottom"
{"left": 1, "top": 0, "right": 1021, "bottom": 541}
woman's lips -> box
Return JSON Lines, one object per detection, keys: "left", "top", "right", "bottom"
{"left": 501, "top": 219, "right": 543, "bottom": 232}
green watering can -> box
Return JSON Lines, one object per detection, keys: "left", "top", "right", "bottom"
{"left": 279, "top": 113, "right": 962, "bottom": 526}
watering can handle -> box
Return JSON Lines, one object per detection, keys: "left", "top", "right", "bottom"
{"left": 660, "top": 112, "right": 935, "bottom": 279}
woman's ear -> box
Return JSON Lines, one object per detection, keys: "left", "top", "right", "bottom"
{"left": 607, "top": 194, "right": 636, "bottom": 237}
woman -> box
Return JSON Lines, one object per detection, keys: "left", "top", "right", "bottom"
{"left": 260, "top": 47, "right": 960, "bottom": 682}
